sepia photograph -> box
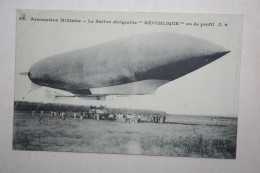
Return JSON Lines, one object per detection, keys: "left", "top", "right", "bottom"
{"left": 13, "top": 9, "right": 243, "bottom": 159}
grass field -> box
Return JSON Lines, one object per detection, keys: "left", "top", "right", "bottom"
{"left": 13, "top": 111, "right": 237, "bottom": 159}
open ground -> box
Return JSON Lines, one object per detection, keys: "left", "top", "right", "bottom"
{"left": 13, "top": 111, "right": 237, "bottom": 159}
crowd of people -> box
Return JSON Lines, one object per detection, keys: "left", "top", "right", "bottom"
{"left": 37, "top": 109, "right": 167, "bottom": 124}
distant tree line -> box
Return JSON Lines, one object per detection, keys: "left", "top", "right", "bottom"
{"left": 14, "top": 101, "right": 90, "bottom": 112}
{"left": 14, "top": 101, "right": 166, "bottom": 115}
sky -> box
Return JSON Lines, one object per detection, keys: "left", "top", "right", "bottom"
{"left": 14, "top": 10, "right": 243, "bottom": 116}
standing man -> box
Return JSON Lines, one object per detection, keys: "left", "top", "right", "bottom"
{"left": 214, "top": 117, "right": 217, "bottom": 125}
{"left": 163, "top": 115, "right": 166, "bottom": 123}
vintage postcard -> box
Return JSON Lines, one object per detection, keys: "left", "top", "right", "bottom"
{"left": 13, "top": 9, "right": 243, "bottom": 159}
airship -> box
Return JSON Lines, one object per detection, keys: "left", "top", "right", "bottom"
{"left": 22, "top": 33, "right": 230, "bottom": 100}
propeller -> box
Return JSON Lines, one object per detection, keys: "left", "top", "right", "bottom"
{"left": 45, "top": 89, "right": 55, "bottom": 100}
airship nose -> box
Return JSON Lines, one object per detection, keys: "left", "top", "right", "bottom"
{"left": 184, "top": 36, "right": 230, "bottom": 65}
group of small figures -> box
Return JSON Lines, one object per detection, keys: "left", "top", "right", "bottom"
{"left": 48, "top": 111, "right": 141, "bottom": 123}
{"left": 50, "top": 111, "right": 68, "bottom": 120}
{"left": 147, "top": 114, "right": 167, "bottom": 123}
{"left": 50, "top": 111, "right": 98, "bottom": 120}
{"left": 115, "top": 114, "right": 141, "bottom": 123}
{"left": 33, "top": 111, "right": 167, "bottom": 124}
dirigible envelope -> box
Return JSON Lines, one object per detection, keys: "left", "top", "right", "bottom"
{"left": 28, "top": 33, "right": 229, "bottom": 96}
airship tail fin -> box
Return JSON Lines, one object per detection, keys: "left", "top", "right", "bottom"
{"left": 19, "top": 72, "right": 29, "bottom": 76}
